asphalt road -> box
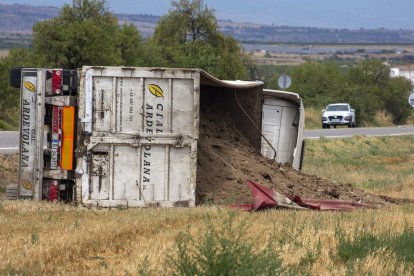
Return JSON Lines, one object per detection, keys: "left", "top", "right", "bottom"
{"left": 0, "top": 131, "right": 20, "bottom": 153}
{"left": 1, "top": 126, "right": 414, "bottom": 153}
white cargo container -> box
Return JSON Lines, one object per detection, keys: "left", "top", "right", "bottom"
{"left": 12, "top": 66, "right": 305, "bottom": 207}
{"left": 261, "top": 89, "right": 305, "bottom": 170}
{"left": 77, "top": 67, "right": 200, "bottom": 207}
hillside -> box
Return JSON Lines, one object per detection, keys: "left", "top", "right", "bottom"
{"left": 1, "top": 3, "right": 414, "bottom": 44}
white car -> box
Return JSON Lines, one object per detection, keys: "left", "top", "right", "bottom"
{"left": 322, "top": 103, "right": 356, "bottom": 128}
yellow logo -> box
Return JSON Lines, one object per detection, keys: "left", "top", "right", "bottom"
{"left": 148, "top": 84, "right": 164, "bottom": 98}
{"left": 23, "top": 81, "right": 36, "bottom": 93}
{"left": 21, "top": 180, "right": 33, "bottom": 190}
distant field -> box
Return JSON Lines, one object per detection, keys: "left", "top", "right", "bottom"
{"left": 1, "top": 135, "right": 414, "bottom": 274}
{"left": 248, "top": 43, "right": 414, "bottom": 65}
{"left": 0, "top": 49, "right": 9, "bottom": 57}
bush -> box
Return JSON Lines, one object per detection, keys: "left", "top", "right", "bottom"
{"left": 165, "top": 213, "right": 283, "bottom": 276}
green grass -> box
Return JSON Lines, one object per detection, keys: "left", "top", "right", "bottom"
{"left": 303, "top": 136, "right": 414, "bottom": 195}
{"left": 305, "top": 107, "right": 323, "bottom": 129}
{"left": 336, "top": 225, "right": 414, "bottom": 267}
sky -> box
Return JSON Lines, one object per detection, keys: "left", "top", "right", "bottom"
{"left": 2, "top": 0, "right": 414, "bottom": 29}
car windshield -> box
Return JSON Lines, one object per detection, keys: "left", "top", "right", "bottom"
{"left": 326, "top": 105, "right": 349, "bottom": 111}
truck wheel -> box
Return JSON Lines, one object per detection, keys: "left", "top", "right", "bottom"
{"left": 5, "top": 184, "right": 18, "bottom": 200}
{"left": 10, "top": 67, "right": 23, "bottom": 88}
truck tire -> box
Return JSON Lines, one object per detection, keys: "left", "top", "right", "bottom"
{"left": 5, "top": 184, "right": 18, "bottom": 200}
{"left": 10, "top": 67, "right": 23, "bottom": 88}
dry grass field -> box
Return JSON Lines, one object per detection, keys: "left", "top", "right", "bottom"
{"left": 1, "top": 135, "right": 414, "bottom": 275}
{"left": 249, "top": 44, "right": 414, "bottom": 66}
{"left": 1, "top": 202, "right": 414, "bottom": 275}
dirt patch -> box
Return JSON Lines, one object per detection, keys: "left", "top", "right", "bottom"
{"left": 0, "top": 153, "right": 18, "bottom": 195}
{"left": 196, "top": 107, "right": 396, "bottom": 207}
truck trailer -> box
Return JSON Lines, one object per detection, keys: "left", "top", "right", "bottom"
{"left": 10, "top": 66, "right": 305, "bottom": 207}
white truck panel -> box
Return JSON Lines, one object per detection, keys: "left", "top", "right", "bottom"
{"left": 261, "top": 90, "right": 304, "bottom": 169}
{"left": 77, "top": 67, "right": 200, "bottom": 207}
{"left": 18, "top": 72, "right": 38, "bottom": 197}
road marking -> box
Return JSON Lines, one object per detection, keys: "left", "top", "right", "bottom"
{"left": 388, "top": 132, "right": 414, "bottom": 136}
{"left": 0, "top": 147, "right": 18, "bottom": 150}
{"left": 306, "top": 135, "right": 353, "bottom": 139}
{"left": 305, "top": 132, "right": 414, "bottom": 139}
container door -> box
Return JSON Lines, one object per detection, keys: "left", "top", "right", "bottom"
{"left": 261, "top": 104, "right": 282, "bottom": 160}
{"left": 261, "top": 96, "right": 299, "bottom": 165}
{"left": 78, "top": 67, "right": 199, "bottom": 207}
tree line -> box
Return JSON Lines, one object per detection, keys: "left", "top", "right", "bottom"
{"left": 0, "top": 0, "right": 412, "bottom": 129}
{"left": 257, "top": 61, "right": 413, "bottom": 125}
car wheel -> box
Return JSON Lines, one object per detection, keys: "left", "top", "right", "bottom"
{"left": 352, "top": 122, "right": 356, "bottom": 128}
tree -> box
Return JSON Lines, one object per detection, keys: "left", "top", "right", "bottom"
{"left": 153, "top": 0, "right": 218, "bottom": 45}
{"left": 289, "top": 61, "right": 345, "bottom": 107}
{"left": 117, "top": 23, "right": 145, "bottom": 66}
{"left": 288, "top": 59, "right": 413, "bottom": 125}
{"left": 0, "top": 48, "right": 34, "bottom": 130}
{"left": 32, "top": 0, "right": 144, "bottom": 68}
{"left": 384, "top": 77, "right": 413, "bottom": 124}
{"left": 152, "top": 0, "right": 249, "bottom": 79}
{"left": 347, "top": 60, "right": 390, "bottom": 87}
{"left": 344, "top": 60, "right": 391, "bottom": 123}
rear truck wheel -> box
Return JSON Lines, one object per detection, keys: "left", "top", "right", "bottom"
{"left": 5, "top": 184, "right": 18, "bottom": 200}
{"left": 10, "top": 67, "right": 23, "bottom": 88}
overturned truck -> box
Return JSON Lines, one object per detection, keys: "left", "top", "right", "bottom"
{"left": 12, "top": 67, "right": 304, "bottom": 207}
